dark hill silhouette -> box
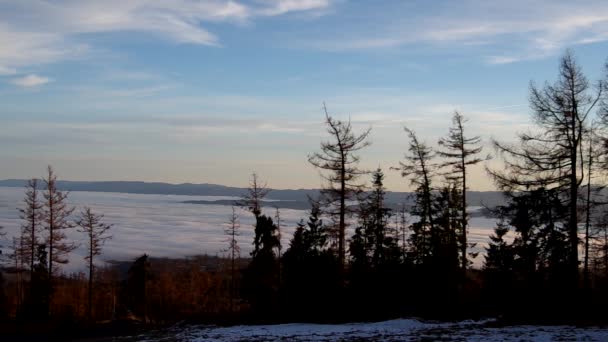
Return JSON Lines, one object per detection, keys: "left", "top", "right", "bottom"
{"left": 0, "top": 179, "right": 507, "bottom": 210}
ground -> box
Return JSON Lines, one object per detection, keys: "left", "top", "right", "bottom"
{"left": 118, "top": 319, "right": 608, "bottom": 341}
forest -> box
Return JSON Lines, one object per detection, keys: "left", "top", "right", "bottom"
{"left": 1, "top": 50, "right": 608, "bottom": 338}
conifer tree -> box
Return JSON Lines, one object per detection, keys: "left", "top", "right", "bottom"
{"left": 351, "top": 169, "right": 394, "bottom": 269}
{"left": 245, "top": 215, "right": 280, "bottom": 315}
{"left": 430, "top": 184, "right": 460, "bottom": 274}
{"left": 582, "top": 125, "right": 605, "bottom": 288}
{"left": 238, "top": 172, "right": 270, "bottom": 219}
{"left": 309, "top": 104, "right": 371, "bottom": 272}
{"left": 42, "top": 166, "right": 76, "bottom": 315}
{"left": 489, "top": 51, "right": 603, "bottom": 288}
{"left": 301, "top": 200, "right": 328, "bottom": 254}
{"left": 18, "top": 178, "right": 43, "bottom": 276}
{"left": 224, "top": 206, "right": 240, "bottom": 312}
{"left": 76, "top": 206, "right": 112, "bottom": 321}
{"left": 437, "top": 112, "right": 484, "bottom": 271}
{"left": 127, "top": 254, "right": 150, "bottom": 321}
{"left": 395, "top": 127, "right": 436, "bottom": 265}
{"left": 282, "top": 200, "right": 335, "bottom": 319}
{"left": 26, "top": 243, "right": 50, "bottom": 320}
{"left": 499, "top": 188, "right": 569, "bottom": 282}
{"left": 484, "top": 221, "right": 513, "bottom": 273}
{"left": 251, "top": 215, "right": 280, "bottom": 259}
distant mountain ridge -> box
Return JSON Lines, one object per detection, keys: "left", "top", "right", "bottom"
{"left": 0, "top": 179, "right": 507, "bottom": 208}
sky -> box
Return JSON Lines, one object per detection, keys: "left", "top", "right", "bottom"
{"left": 1, "top": 0, "right": 607, "bottom": 191}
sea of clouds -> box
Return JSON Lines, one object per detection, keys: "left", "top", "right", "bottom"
{"left": 0, "top": 187, "right": 497, "bottom": 272}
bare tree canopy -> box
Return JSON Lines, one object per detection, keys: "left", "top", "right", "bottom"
{"left": 437, "top": 111, "right": 484, "bottom": 271}
{"left": 237, "top": 172, "right": 270, "bottom": 218}
{"left": 489, "top": 50, "right": 604, "bottom": 287}
{"left": 18, "top": 178, "right": 43, "bottom": 275}
{"left": 308, "top": 103, "right": 371, "bottom": 272}
{"left": 77, "top": 206, "right": 112, "bottom": 320}
{"left": 394, "top": 127, "right": 436, "bottom": 262}
{"left": 43, "top": 165, "right": 76, "bottom": 277}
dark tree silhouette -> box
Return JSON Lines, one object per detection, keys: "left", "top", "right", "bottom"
{"left": 351, "top": 169, "right": 394, "bottom": 268}
{"left": 489, "top": 51, "right": 603, "bottom": 288}
{"left": 25, "top": 244, "right": 50, "bottom": 321}
{"left": 42, "top": 166, "right": 76, "bottom": 315}
{"left": 282, "top": 200, "right": 338, "bottom": 320}
{"left": 237, "top": 172, "right": 270, "bottom": 219}
{"left": 18, "top": 178, "right": 43, "bottom": 277}
{"left": 437, "top": 111, "right": 484, "bottom": 271}
{"left": 126, "top": 254, "right": 151, "bottom": 321}
{"left": 224, "top": 206, "right": 240, "bottom": 312}
{"left": 484, "top": 221, "right": 514, "bottom": 273}
{"left": 394, "top": 127, "right": 436, "bottom": 265}
{"left": 42, "top": 166, "right": 76, "bottom": 276}
{"left": 581, "top": 124, "right": 605, "bottom": 289}
{"left": 76, "top": 206, "right": 112, "bottom": 321}
{"left": 308, "top": 104, "right": 371, "bottom": 272}
{"left": 245, "top": 215, "right": 280, "bottom": 316}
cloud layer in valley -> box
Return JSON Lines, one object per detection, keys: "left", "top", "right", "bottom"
{"left": 0, "top": 187, "right": 497, "bottom": 271}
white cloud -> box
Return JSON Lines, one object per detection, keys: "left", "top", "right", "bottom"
{"left": 0, "top": 24, "right": 87, "bottom": 70}
{"left": 10, "top": 74, "right": 52, "bottom": 87}
{"left": 0, "top": 0, "right": 338, "bottom": 73}
{"left": 255, "top": 0, "right": 334, "bottom": 16}
{"left": 307, "top": 0, "right": 608, "bottom": 63}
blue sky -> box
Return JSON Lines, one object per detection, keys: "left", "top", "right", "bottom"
{"left": 1, "top": 0, "right": 607, "bottom": 191}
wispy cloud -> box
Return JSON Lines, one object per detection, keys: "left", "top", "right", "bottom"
{"left": 0, "top": 0, "right": 338, "bottom": 73}
{"left": 10, "top": 74, "right": 52, "bottom": 87}
{"left": 255, "top": 0, "right": 335, "bottom": 16}
{"left": 307, "top": 1, "right": 608, "bottom": 63}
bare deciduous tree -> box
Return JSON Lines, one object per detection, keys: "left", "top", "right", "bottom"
{"left": 224, "top": 206, "right": 240, "bottom": 312}
{"left": 394, "top": 127, "right": 436, "bottom": 263}
{"left": 489, "top": 51, "right": 603, "bottom": 287}
{"left": 77, "top": 206, "right": 112, "bottom": 320}
{"left": 237, "top": 172, "right": 270, "bottom": 219}
{"left": 437, "top": 111, "right": 484, "bottom": 271}
{"left": 42, "top": 165, "right": 77, "bottom": 307}
{"left": 308, "top": 104, "right": 371, "bottom": 272}
{"left": 19, "top": 178, "right": 43, "bottom": 276}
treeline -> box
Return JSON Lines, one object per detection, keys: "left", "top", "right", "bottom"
{"left": 1, "top": 50, "right": 608, "bottom": 332}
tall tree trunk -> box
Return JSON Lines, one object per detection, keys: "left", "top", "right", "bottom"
{"left": 339, "top": 164, "right": 346, "bottom": 273}
{"left": 584, "top": 139, "right": 593, "bottom": 290}
{"left": 461, "top": 158, "right": 467, "bottom": 272}
{"left": 88, "top": 235, "right": 94, "bottom": 321}
{"left": 47, "top": 196, "right": 54, "bottom": 317}
{"left": 569, "top": 137, "right": 579, "bottom": 288}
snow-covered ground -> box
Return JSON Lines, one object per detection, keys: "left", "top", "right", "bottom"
{"left": 126, "top": 319, "right": 608, "bottom": 341}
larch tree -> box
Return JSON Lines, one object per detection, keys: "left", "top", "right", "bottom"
{"left": 394, "top": 127, "right": 436, "bottom": 265}
{"left": 581, "top": 123, "right": 606, "bottom": 289}
{"left": 308, "top": 104, "right": 371, "bottom": 272}
{"left": 42, "top": 166, "right": 76, "bottom": 299}
{"left": 489, "top": 51, "right": 603, "bottom": 288}
{"left": 237, "top": 172, "right": 270, "bottom": 219}
{"left": 18, "top": 178, "right": 43, "bottom": 276}
{"left": 76, "top": 206, "right": 112, "bottom": 321}
{"left": 437, "top": 111, "right": 484, "bottom": 272}
{"left": 224, "top": 206, "right": 240, "bottom": 312}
